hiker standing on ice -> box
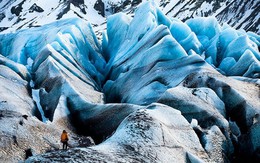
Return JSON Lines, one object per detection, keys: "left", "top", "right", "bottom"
{"left": 61, "top": 130, "right": 69, "bottom": 150}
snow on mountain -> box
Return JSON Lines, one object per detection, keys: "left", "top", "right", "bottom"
{"left": 102, "top": 0, "right": 260, "bottom": 34}
{"left": 0, "top": 0, "right": 105, "bottom": 34}
{"left": 0, "top": 1, "right": 259, "bottom": 162}
{"left": 0, "top": 0, "right": 259, "bottom": 35}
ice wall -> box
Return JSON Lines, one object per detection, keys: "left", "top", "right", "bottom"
{"left": 0, "top": 1, "right": 260, "bottom": 161}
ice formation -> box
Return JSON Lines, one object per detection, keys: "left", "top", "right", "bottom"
{"left": 0, "top": 1, "right": 259, "bottom": 162}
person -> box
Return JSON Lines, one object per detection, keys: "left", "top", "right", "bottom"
{"left": 61, "top": 130, "right": 69, "bottom": 150}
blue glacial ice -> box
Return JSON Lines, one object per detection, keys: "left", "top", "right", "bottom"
{"left": 0, "top": 1, "right": 259, "bottom": 112}
{"left": 0, "top": 18, "right": 107, "bottom": 123}
{"left": 0, "top": 2, "right": 260, "bottom": 161}
{"left": 0, "top": 1, "right": 259, "bottom": 119}
{"left": 0, "top": 18, "right": 106, "bottom": 86}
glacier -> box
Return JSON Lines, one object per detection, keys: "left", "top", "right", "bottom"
{"left": 0, "top": 1, "right": 260, "bottom": 162}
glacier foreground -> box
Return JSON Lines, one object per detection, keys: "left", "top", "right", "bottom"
{"left": 0, "top": 1, "right": 260, "bottom": 163}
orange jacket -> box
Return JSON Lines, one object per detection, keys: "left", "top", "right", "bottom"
{"left": 61, "top": 132, "right": 69, "bottom": 142}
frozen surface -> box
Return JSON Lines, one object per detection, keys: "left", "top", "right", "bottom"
{"left": 26, "top": 104, "right": 211, "bottom": 162}
{"left": 32, "top": 89, "right": 49, "bottom": 123}
{"left": 0, "top": 1, "right": 259, "bottom": 162}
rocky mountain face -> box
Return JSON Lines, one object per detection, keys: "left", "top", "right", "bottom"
{"left": 102, "top": 0, "right": 260, "bottom": 34}
{"left": 0, "top": 0, "right": 259, "bottom": 34}
{"left": 162, "top": 0, "right": 260, "bottom": 34}
{"left": 0, "top": 0, "right": 104, "bottom": 34}
{"left": 0, "top": 1, "right": 260, "bottom": 163}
